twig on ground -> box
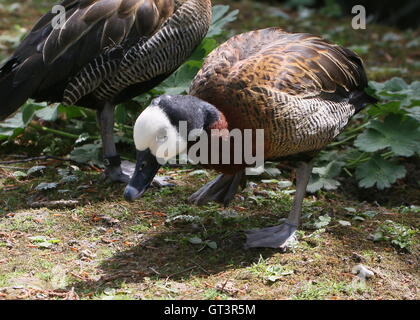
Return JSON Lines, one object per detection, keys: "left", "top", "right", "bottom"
{"left": 0, "top": 165, "right": 26, "bottom": 170}
{"left": 0, "top": 155, "right": 70, "bottom": 165}
{"left": 29, "top": 200, "right": 80, "bottom": 208}
{"left": 191, "top": 261, "right": 210, "bottom": 274}
{"left": 167, "top": 266, "right": 196, "bottom": 279}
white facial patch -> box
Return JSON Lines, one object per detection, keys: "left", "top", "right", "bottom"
{"left": 133, "top": 106, "right": 187, "bottom": 163}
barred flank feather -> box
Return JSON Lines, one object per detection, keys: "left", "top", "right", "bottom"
{"left": 0, "top": 0, "right": 211, "bottom": 118}
{"left": 93, "top": 0, "right": 212, "bottom": 101}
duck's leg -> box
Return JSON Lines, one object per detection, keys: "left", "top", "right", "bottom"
{"left": 97, "top": 102, "right": 129, "bottom": 183}
{"left": 245, "top": 161, "right": 313, "bottom": 250}
{"left": 97, "top": 103, "right": 173, "bottom": 187}
{"left": 189, "top": 170, "right": 246, "bottom": 207}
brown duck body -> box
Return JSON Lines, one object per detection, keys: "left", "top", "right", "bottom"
{"left": 190, "top": 28, "right": 375, "bottom": 174}
{"left": 125, "top": 28, "right": 377, "bottom": 249}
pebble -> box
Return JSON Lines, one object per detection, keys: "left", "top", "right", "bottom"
{"left": 352, "top": 264, "right": 375, "bottom": 280}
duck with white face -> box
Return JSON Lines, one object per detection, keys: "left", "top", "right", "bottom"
{"left": 123, "top": 27, "right": 377, "bottom": 250}
{"left": 123, "top": 94, "right": 222, "bottom": 202}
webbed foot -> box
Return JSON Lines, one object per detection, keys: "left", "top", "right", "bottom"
{"left": 245, "top": 223, "right": 298, "bottom": 251}
{"left": 105, "top": 165, "right": 131, "bottom": 183}
{"left": 189, "top": 171, "right": 246, "bottom": 207}
{"left": 107, "top": 160, "right": 174, "bottom": 187}
{"left": 151, "top": 175, "right": 175, "bottom": 188}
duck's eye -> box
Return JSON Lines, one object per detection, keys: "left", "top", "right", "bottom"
{"left": 156, "top": 135, "right": 168, "bottom": 143}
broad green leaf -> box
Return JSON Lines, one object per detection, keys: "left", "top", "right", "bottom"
{"left": 355, "top": 155, "right": 406, "bottom": 190}
{"left": 304, "top": 215, "right": 331, "bottom": 230}
{"left": 22, "top": 103, "right": 40, "bottom": 125}
{"left": 207, "top": 5, "right": 239, "bottom": 38}
{"left": 115, "top": 105, "right": 127, "bottom": 124}
{"left": 60, "top": 175, "right": 78, "bottom": 183}
{"left": 0, "top": 111, "right": 24, "bottom": 129}
{"left": 75, "top": 133, "right": 90, "bottom": 144}
{"left": 156, "top": 62, "right": 200, "bottom": 95}
{"left": 382, "top": 77, "right": 408, "bottom": 92}
{"left": 27, "top": 166, "right": 46, "bottom": 175}
{"left": 13, "top": 171, "right": 27, "bottom": 178}
{"left": 188, "top": 237, "right": 203, "bottom": 245}
{"left": 407, "top": 107, "right": 420, "bottom": 122}
{"left": 367, "top": 101, "right": 404, "bottom": 117}
{"left": 0, "top": 109, "right": 26, "bottom": 139}
{"left": 206, "top": 241, "right": 218, "bottom": 249}
{"left": 35, "top": 182, "right": 58, "bottom": 191}
{"left": 189, "top": 38, "right": 218, "bottom": 62}
{"left": 307, "top": 161, "right": 343, "bottom": 193}
{"left": 28, "top": 236, "right": 61, "bottom": 249}
{"left": 354, "top": 114, "right": 420, "bottom": 157}
{"left": 58, "top": 105, "right": 92, "bottom": 119}
{"left": 70, "top": 142, "right": 103, "bottom": 167}
{"left": 369, "top": 78, "right": 420, "bottom": 107}
{"left": 35, "top": 104, "right": 59, "bottom": 121}
{"left": 313, "top": 215, "right": 331, "bottom": 229}
{"left": 354, "top": 128, "right": 390, "bottom": 153}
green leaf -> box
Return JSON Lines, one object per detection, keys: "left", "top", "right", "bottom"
{"left": 115, "top": 105, "right": 127, "bottom": 124}
{"left": 35, "top": 182, "right": 58, "bottom": 191}
{"left": 70, "top": 142, "right": 103, "bottom": 167}
{"left": 75, "top": 133, "right": 90, "bottom": 144}
{"left": 407, "top": 107, "right": 420, "bottom": 122}
{"left": 60, "top": 175, "right": 78, "bottom": 183}
{"left": 13, "top": 171, "right": 27, "bottom": 178}
{"left": 354, "top": 114, "right": 420, "bottom": 157}
{"left": 367, "top": 101, "right": 404, "bottom": 118}
{"left": 27, "top": 166, "right": 46, "bottom": 176}
{"left": 58, "top": 105, "right": 91, "bottom": 119}
{"left": 382, "top": 77, "right": 408, "bottom": 92}
{"left": 22, "top": 103, "right": 40, "bottom": 125}
{"left": 360, "top": 211, "right": 378, "bottom": 218}
{"left": 28, "top": 236, "right": 61, "bottom": 249}
{"left": 156, "top": 62, "right": 200, "bottom": 95}
{"left": 35, "top": 104, "right": 59, "bottom": 121}
{"left": 355, "top": 155, "right": 406, "bottom": 189}
{"left": 307, "top": 161, "right": 343, "bottom": 193}
{"left": 206, "top": 241, "right": 218, "bottom": 249}
{"left": 313, "top": 215, "right": 331, "bottom": 229}
{"left": 189, "top": 38, "right": 218, "bottom": 62}
{"left": 188, "top": 237, "right": 203, "bottom": 245}
{"left": 369, "top": 78, "right": 420, "bottom": 107}
{"left": 207, "top": 5, "right": 239, "bottom": 38}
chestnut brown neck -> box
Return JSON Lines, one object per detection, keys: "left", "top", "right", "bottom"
{"left": 207, "top": 111, "right": 229, "bottom": 132}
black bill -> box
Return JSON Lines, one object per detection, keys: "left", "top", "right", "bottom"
{"left": 124, "top": 149, "right": 161, "bottom": 201}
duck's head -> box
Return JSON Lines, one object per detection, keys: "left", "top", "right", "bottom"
{"left": 124, "top": 94, "right": 220, "bottom": 201}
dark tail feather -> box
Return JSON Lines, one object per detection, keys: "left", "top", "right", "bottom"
{"left": 349, "top": 91, "right": 379, "bottom": 114}
{"left": 0, "top": 63, "right": 37, "bottom": 121}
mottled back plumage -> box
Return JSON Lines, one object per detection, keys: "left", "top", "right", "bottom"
{"left": 190, "top": 28, "right": 376, "bottom": 161}
{"left": 0, "top": 0, "right": 211, "bottom": 118}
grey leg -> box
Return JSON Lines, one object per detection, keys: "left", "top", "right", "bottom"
{"left": 97, "top": 103, "right": 174, "bottom": 186}
{"left": 245, "top": 161, "right": 313, "bottom": 250}
{"left": 97, "top": 103, "right": 130, "bottom": 183}
{"left": 189, "top": 170, "right": 246, "bottom": 207}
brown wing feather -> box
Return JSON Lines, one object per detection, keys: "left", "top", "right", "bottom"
{"left": 191, "top": 28, "right": 368, "bottom": 100}
{"left": 43, "top": 0, "right": 173, "bottom": 64}
{"left": 6, "top": 0, "right": 177, "bottom": 105}
{"left": 190, "top": 28, "right": 372, "bottom": 160}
